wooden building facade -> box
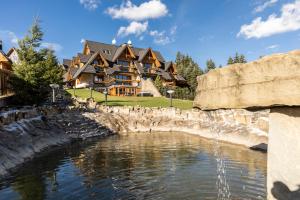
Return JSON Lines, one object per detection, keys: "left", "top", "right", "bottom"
{"left": 63, "top": 40, "right": 187, "bottom": 96}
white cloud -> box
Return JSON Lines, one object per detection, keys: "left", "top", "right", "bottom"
{"left": 266, "top": 44, "right": 279, "bottom": 49}
{"left": 106, "top": 0, "right": 168, "bottom": 21}
{"left": 150, "top": 31, "right": 169, "bottom": 45}
{"left": 41, "top": 42, "right": 63, "bottom": 52}
{"left": 238, "top": 0, "right": 300, "bottom": 39}
{"left": 170, "top": 25, "right": 177, "bottom": 35}
{"left": 117, "top": 21, "right": 148, "bottom": 37}
{"left": 149, "top": 25, "right": 177, "bottom": 45}
{"left": 80, "top": 38, "right": 86, "bottom": 43}
{"left": 80, "top": 0, "right": 100, "bottom": 10}
{"left": 254, "top": 0, "right": 278, "bottom": 13}
{"left": 0, "top": 30, "right": 19, "bottom": 47}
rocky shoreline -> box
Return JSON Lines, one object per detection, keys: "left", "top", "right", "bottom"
{"left": 0, "top": 104, "right": 269, "bottom": 178}
{"left": 0, "top": 106, "right": 114, "bottom": 178}
{"left": 89, "top": 106, "right": 269, "bottom": 150}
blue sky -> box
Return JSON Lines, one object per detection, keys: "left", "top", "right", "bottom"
{"left": 0, "top": 0, "right": 299, "bottom": 69}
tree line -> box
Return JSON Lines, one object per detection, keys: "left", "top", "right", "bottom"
{"left": 155, "top": 52, "right": 247, "bottom": 100}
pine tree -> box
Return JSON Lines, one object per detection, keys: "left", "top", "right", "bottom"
{"left": 233, "top": 52, "right": 240, "bottom": 64}
{"left": 227, "top": 57, "right": 234, "bottom": 65}
{"left": 10, "top": 19, "right": 63, "bottom": 105}
{"left": 175, "top": 52, "right": 203, "bottom": 99}
{"left": 239, "top": 54, "right": 247, "bottom": 63}
{"left": 205, "top": 58, "right": 216, "bottom": 73}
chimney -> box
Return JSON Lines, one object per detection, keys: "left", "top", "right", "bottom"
{"left": 0, "top": 40, "right": 2, "bottom": 51}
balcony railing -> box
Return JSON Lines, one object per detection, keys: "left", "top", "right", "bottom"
{"left": 95, "top": 66, "right": 105, "bottom": 73}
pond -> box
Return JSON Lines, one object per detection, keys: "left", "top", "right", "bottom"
{"left": 0, "top": 132, "right": 266, "bottom": 200}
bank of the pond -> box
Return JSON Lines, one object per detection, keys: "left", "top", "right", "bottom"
{"left": 0, "top": 104, "right": 269, "bottom": 178}
{"left": 85, "top": 105, "right": 269, "bottom": 150}
{"left": 0, "top": 106, "right": 114, "bottom": 178}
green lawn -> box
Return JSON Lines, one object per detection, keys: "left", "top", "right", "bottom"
{"left": 66, "top": 88, "right": 193, "bottom": 110}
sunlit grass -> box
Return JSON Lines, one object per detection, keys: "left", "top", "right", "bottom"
{"left": 66, "top": 88, "right": 193, "bottom": 110}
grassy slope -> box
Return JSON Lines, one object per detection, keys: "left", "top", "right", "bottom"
{"left": 66, "top": 89, "right": 193, "bottom": 110}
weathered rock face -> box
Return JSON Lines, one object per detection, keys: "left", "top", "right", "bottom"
{"left": 267, "top": 107, "right": 300, "bottom": 200}
{"left": 194, "top": 50, "right": 300, "bottom": 110}
{"left": 90, "top": 106, "right": 269, "bottom": 149}
{"left": 0, "top": 107, "right": 113, "bottom": 177}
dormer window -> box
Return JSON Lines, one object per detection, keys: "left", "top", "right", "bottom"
{"left": 102, "top": 49, "right": 111, "bottom": 55}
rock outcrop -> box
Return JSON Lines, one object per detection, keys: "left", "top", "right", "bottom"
{"left": 194, "top": 50, "right": 300, "bottom": 110}
{"left": 0, "top": 107, "right": 113, "bottom": 177}
{"left": 88, "top": 106, "right": 269, "bottom": 149}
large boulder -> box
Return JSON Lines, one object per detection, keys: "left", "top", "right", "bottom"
{"left": 193, "top": 50, "right": 300, "bottom": 110}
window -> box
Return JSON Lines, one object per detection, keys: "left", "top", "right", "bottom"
{"left": 117, "top": 60, "right": 129, "bottom": 66}
{"left": 115, "top": 75, "right": 130, "bottom": 80}
{"left": 95, "top": 66, "right": 104, "bottom": 73}
{"left": 102, "top": 49, "right": 111, "bottom": 55}
{"left": 144, "top": 63, "right": 152, "bottom": 71}
{"left": 93, "top": 60, "right": 99, "bottom": 65}
{"left": 94, "top": 76, "right": 103, "bottom": 82}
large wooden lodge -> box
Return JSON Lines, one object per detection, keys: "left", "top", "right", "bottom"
{"left": 63, "top": 40, "right": 187, "bottom": 96}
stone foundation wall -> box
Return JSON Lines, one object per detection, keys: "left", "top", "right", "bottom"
{"left": 85, "top": 106, "right": 269, "bottom": 149}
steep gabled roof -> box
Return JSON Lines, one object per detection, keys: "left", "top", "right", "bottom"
{"left": 165, "top": 61, "right": 173, "bottom": 71}
{"left": 174, "top": 74, "right": 186, "bottom": 81}
{"left": 85, "top": 40, "right": 118, "bottom": 61}
{"left": 112, "top": 45, "right": 136, "bottom": 62}
{"left": 157, "top": 69, "right": 173, "bottom": 81}
{"left": 77, "top": 53, "right": 91, "bottom": 63}
{"left": 85, "top": 40, "right": 165, "bottom": 62}
{"left": 73, "top": 51, "right": 107, "bottom": 79}
{"left": 82, "top": 65, "right": 96, "bottom": 74}
{"left": 63, "top": 59, "right": 72, "bottom": 67}
{"left": 0, "top": 50, "right": 11, "bottom": 63}
{"left": 6, "top": 47, "right": 17, "bottom": 57}
{"left": 69, "top": 66, "right": 78, "bottom": 77}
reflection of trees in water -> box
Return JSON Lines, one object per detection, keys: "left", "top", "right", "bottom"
{"left": 12, "top": 175, "right": 46, "bottom": 200}
{"left": 71, "top": 132, "right": 266, "bottom": 184}
{"left": 4, "top": 132, "right": 267, "bottom": 199}
{"left": 10, "top": 147, "right": 69, "bottom": 200}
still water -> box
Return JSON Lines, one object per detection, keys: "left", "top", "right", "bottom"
{"left": 0, "top": 132, "right": 266, "bottom": 200}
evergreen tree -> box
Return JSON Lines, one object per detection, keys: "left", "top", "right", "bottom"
{"left": 205, "top": 58, "right": 216, "bottom": 73}
{"left": 154, "top": 75, "right": 163, "bottom": 93}
{"left": 227, "top": 53, "right": 247, "bottom": 65}
{"left": 175, "top": 52, "right": 203, "bottom": 99}
{"left": 239, "top": 54, "right": 247, "bottom": 63}
{"left": 233, "top": 52, "right": 240, "bottom": 64}
{"left": 227, "top": 57, "right": 234, "bottom": 65}
{"left": 10, "top": 19, "right": 63, "bottom": 105}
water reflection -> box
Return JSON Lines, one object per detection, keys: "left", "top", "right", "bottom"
{"left": 0, "top": 132, "right": 267, "bottom": 200}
